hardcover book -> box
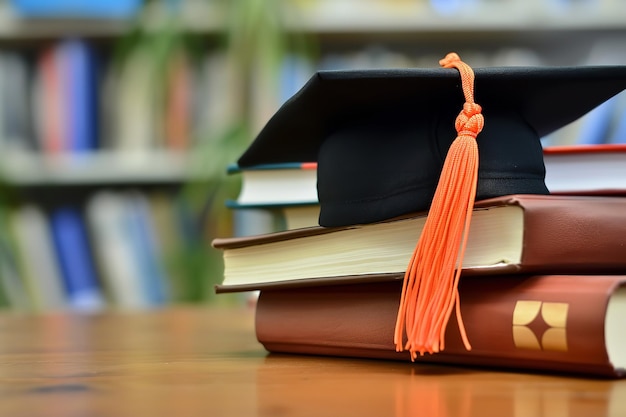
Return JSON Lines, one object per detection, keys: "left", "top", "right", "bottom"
{"left": 255, "top": 274, "right": 626, "bottom": 378}
{"left": 213, "top": 194, "right": 626, "bottom": 292}
{"left": 543, "top": 144, "right": 626, "bottom": 195}
{"left": 226, "top": 162, "right": 318, "bottom": 207}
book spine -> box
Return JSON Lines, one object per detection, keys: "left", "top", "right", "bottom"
{"left": 123, "top": 191, "right": 170, "bottom": 306}
{"left": 10, "top": 205, "right": 67, "bottom": 311}
{"left": 37, "top": 44, "right": 65, "bottom": 154}
{"left": 86, "top": 191, "right": 150, "bottom": 309}
{"left": 255, "top": 275, "right": 625, "bottom": 377}
{"left": 64, "top": 39, "right": 98, "bottom": 153}
{"left": 50, "top": 207, "right": 105, "bottom": 312}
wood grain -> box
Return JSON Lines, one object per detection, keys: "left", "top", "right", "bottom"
{"left": 0, "top": 305, "right": 622, "bottom": 417}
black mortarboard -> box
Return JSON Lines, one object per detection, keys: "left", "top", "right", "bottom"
{"left": 238, "top": 62, "right": 626, "bottom": 227}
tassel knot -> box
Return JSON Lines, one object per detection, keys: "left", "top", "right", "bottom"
{"left": 456, "top": 103, "right": 484, "bottom": 138}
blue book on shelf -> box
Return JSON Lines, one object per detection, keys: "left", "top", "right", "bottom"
{"left": 60, "top": 39, "right": 99, "bottom": 153}
{"left": 10, "top": 0, "right": 142, "bottom": 18}
{"left": 50, "top": 207, "right": 105, "bottom": 312}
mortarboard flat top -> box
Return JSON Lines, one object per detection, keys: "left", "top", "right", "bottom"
{"left": 238, "top": 65, "right": 626, "bottom": 227}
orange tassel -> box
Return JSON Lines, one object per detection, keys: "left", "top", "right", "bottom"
{"left": 394, "top": 52, "right": 483, "bottom": 360}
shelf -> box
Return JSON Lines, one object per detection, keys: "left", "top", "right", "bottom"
{"left": 1, "top": 1, "right": 625, "bottom": 41}
{"left": 279, "top": 3, "right": 626, "bottom": 36}
{"left": 0, "top": 5, "right": 131, "bottom": 40}
{"left": 0, "top": 1, "right": 220, "bottom": 41}
{"left": 206, "top": 1, "right": 626, "bottom": 37}
{"left": 0, "top": 150, "right": 201, "bottom": 186}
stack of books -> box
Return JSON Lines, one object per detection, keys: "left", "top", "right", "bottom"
{"left": 215, "top": 62, "right": 626, "bottom": 378}
{"left": 215, "top": 194, "right": 626, "bottom": 377}
{"left": 228, "top": 144, "right": 626, "bottom": 218}
{"left": 226, "top": 162, "right": 320, "bottom": 232}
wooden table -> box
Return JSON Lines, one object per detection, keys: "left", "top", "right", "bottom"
{"left": 0, "top": 305, "right": 623, "bottom": 417}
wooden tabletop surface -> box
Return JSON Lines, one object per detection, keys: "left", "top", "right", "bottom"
{"left": 0, "top": 304, "right": 623, "bottom": 417}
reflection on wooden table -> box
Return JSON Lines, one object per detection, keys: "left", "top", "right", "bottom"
{"left": 0, "top": 305, "right": 622, "bottom": 417}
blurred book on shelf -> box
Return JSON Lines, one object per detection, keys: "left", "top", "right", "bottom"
{"left": 86, "top": 191, "right": 172, "bottom": 310}
{"left": 0, "top": 52, "right": 35, "bottom": 154}
{"left": 10, "top": 205, "right": 67, "bottom": 312}
{"left": 50, "top": 206, "right": 106, "bottom": 312}
{"left": 0, "top": 207, "right": 33, "bottom": 312}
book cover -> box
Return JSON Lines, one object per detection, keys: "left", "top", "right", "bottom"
{"left": 214, "top": 194, "right": 626, "bottom": 292}
{"left": 256, "top": 274, "right": 626, "bottom": 378}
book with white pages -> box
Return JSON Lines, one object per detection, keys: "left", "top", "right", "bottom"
{"left": 543, "top": 144, "right": 626, "bottom": 195}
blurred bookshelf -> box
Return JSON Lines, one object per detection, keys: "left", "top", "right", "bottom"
{"left": 0, "top": 0, "right": 624, "bottom": 314}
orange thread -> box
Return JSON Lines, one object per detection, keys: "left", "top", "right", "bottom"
{"left": 394, "top": 52, "right": 483, "bottom": 359}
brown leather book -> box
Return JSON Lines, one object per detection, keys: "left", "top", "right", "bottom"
{"left": 256, "top": 275, "right": 626, "bottom": 378}
{"left": 214, "top": 194, "right": 626, "bottom": 293}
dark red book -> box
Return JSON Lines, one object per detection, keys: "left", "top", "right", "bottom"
{"left": 214, "top": 194, "right": 626, "bottom": 293}
{"left": 255, "top": 274, "right": 626, "bottom": 378}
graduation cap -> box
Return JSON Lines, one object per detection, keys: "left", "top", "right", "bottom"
{"left": 237, "top": 53, "right": 626, "bottom": 359}
{"left": 239, "top": 59, "right": 626, "bottom": 226}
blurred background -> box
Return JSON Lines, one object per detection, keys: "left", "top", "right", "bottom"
{"left": 0, "top": 0, "right": 624, "bottom": 313}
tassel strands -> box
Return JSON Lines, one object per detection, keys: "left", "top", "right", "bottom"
{"left": 394, "top": 53, "right": 484, "bottom": 359}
